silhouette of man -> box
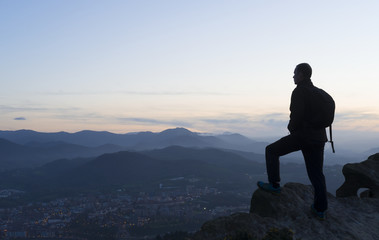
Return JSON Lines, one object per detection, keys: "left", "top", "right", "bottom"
{"left": 257, "top": 63, "right": 328, "bottom": 220}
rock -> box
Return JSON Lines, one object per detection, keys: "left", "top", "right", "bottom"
{"left": 336, "top": 153, "right": 379, "bottom": 198}
{"left": 250, "top": 182, "right": 315, "bottom": 218}
{"left": 360, "top": 189, "right": 373, "bottom": 198}
{"left": 192, "top": 155, "right": 379, "bottom": 240}
{"left": 191, "top": 182, "right": 379, "bottom": 240}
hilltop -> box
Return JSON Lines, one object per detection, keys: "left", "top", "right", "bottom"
{"left": 191, "top": 154, "right": 379, "bottom": 240}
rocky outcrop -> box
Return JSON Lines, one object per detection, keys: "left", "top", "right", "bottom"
{"left": 192, "top": 154, "right": 379, "bottom": 240}
{"left": 336, "top": 153, "right": 379, "bottom": 198}
{"left": 192, "top": 182, "right": 379, "bottom": 240}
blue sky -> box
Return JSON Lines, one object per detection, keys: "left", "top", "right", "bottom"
{"left": 1, "top": 0, "right": 379, "bottom": 142}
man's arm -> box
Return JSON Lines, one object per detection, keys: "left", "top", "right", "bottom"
{"left": 287, "top": 88, "right": 306, "bottom": 133}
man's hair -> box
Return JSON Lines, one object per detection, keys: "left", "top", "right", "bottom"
{"left": 296, "top": 63, "right": 312, "bottom": 79}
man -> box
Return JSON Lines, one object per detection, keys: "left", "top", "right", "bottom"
{"left": 257, "top": 63, "right": 328, "bottom": 220}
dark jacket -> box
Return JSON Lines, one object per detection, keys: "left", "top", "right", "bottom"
{"left": 287, "top": 79, "right": 327, "bottom": 142}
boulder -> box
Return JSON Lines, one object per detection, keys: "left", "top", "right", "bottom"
{"left": 336, "top": 153, "right": 379, "bottom": 198}
{"left": 250, "top": 182, "right": 316, "bottom": 218}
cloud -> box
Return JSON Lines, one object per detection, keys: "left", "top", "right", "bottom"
{"left": 39, "top": 90, "right": 233, "bottom": 96}
{"left": 14, "top": 117, "right": 26, "bottom": 120}
{"left": 117, "top": 117, "right": 193, "bottom": 128}
{"left": 335, "top": 112, "right": 379, "bottom": 121}
{"left": 52, "top": 111, "right": 104, "bottom": 121}
{"left": 258, "top": 113, "right": 288, "bottom": 128}
{"left": 0, "top": 105, "right": 48, "bottom": 113}
{"left": 117, "top": 91, "right": 232, "bottom": 96}
{"left": 200, "top": 118, "right": 250, "bottom": 125}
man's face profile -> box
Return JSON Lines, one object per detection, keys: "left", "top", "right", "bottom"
{"left": 293, "top": 68, "right": 304, "bottom": 85}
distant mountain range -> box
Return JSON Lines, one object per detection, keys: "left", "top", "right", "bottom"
{"left": 0, "top": 128, "right": 267, "bottom": 150}
{"left": 0, "top": 127, "right": 373, "bottom": 170}
{"left": 0, "top": 146, "right": 268, "bottom": 201}
{"left": 0, "top": 145, "right": 345, "bottom": 205}
{"left": 0, "top": 138, "right": 125, "bottom": 170}
{"left": 0, "top": 128, "right": 268, "bottom": 170}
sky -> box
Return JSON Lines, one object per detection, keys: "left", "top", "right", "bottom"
{"left": 1, "top": 0, "right": 379, "bottom": 147}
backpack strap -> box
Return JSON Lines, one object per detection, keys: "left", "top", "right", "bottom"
{"left": 329, "top": 125, "right": 335, "bottom": 153}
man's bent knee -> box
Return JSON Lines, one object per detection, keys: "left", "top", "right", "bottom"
{"left": 266, "top": 144, "right": 275, "bottom": 155}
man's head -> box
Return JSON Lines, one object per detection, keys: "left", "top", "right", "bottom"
{"left": 293, "top": 63, "right": 312, "bottom": 84}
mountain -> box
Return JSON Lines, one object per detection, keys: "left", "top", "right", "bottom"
{"left": 0, "top": 138, "right": 125, "bottom": 170}
{"left": 0, "top": 129, "right": 130, "bottom": 147}
{"left": 215, "top": 133, "right": 267, "bottom": 153}
{"left": 0, "top": 146, "right": 345, "bottom": 203}
{"left": 143, "top": 145, "right": 263, "bottom": 164}
{"left": 0, "top": 128, "right": 271, "bottom": 170}
{"left": 0, "top": 138, "right": 32, "bottom": 169}
{"left": 66, "top": 151, "right": 165, "bottom": 189}
{"left": 54, "top": 147, "right": 265, "bottom": 190}
{"left": 0, "top": 147, "right": 265, "bottom": 199}
{"left": 0, "top": 128, "right": 268, "bottom": 152}
{"left": 0, "top": 128, "right": 376, "bottom": 167}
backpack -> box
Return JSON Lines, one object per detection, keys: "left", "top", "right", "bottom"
{"left": 309, "top": 87, "right": 335, "bottom": 128}
{"left": 308, "top": 86, "right": 336, "bottom": 153}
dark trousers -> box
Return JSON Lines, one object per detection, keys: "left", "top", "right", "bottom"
{"left": 265, "top": 134, "right": 328, "bottom": 212}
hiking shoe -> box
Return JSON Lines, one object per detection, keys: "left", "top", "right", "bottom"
{"left": 257, "top": 181, "right": 281, "bottom": 195}
{"left": 311, "top": 204, "right": 326, "bottom": 221}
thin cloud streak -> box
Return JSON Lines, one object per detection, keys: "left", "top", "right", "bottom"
{"left": 38, "top": 90, "right": 235, "bottom": 96}
{"left": 335, "top": 112, "right": 379, "bottom": 121}
{"left": 0, "top": 105, "right": 48, "bottom": 113}
{"left": 117, "top": 117, "right": 193, "bottom": 128}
